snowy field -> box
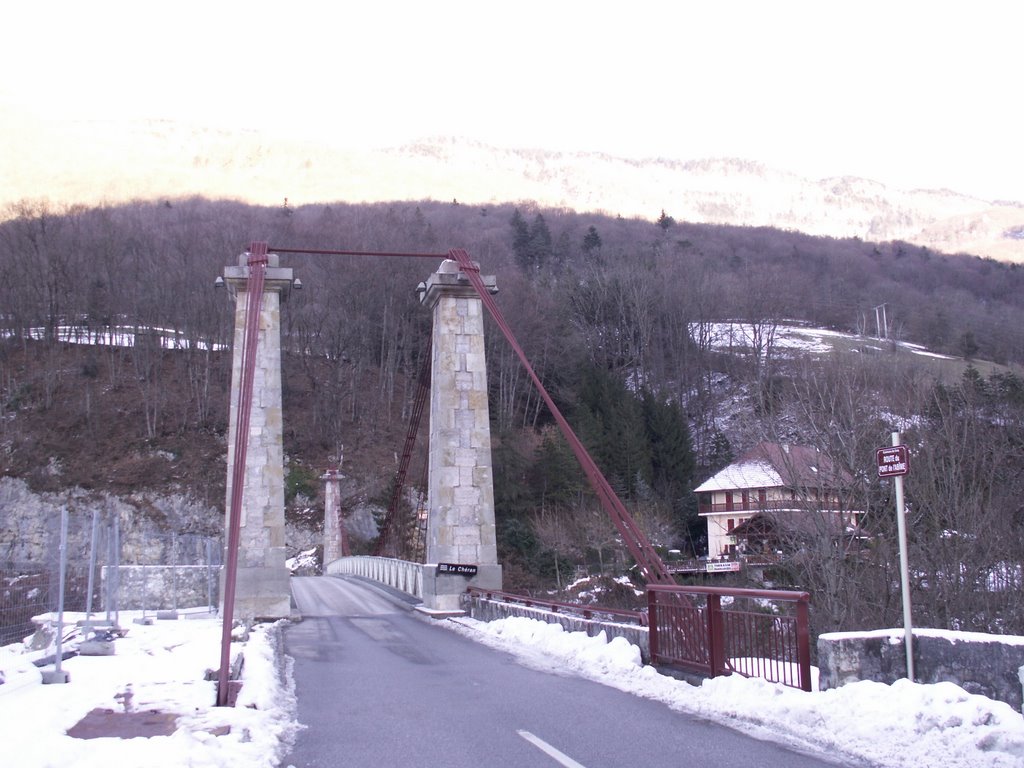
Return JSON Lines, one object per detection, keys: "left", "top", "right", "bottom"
{"left": 2, "top": 612, "right": 1024, "bottom": 767}
{"left": 0, "top": 612, "right": 298, "bottom": 768}
{"left": 704, "top": 321, "right": 958, "bottom": 361}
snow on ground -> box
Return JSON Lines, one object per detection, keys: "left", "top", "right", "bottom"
{"left": 12, "top": 325, "right": 227, "bottom": 351}
{"left": 285, "top": 548, "right": 318, "bottom": 573}
{"left": 703, "top": 321, "right": 958, "bottom": 361}
{"left": 0, "top": 611, "right": 299, "bottom": 768}
{"left": 447, "top": 616, "right": 1024, "bottom": 768}
{"left": 4, "top": 609, "right": 1024, "bottom": 768}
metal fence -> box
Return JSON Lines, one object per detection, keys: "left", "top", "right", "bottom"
{"left": 648, "top": 584, "right": 812, "bottom": 691}
{"left": 1, "top": 507, "right": 221, "bottom": 646}
{"left": 0, "top": 564, "right": 58, "bottom": 645}
{"left": 466, "top": 587, "right": 648, "bottom": 626}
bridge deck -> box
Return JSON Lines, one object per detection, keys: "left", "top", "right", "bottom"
{"left": 283, "top": 576, "right": 841, "bottom": 768}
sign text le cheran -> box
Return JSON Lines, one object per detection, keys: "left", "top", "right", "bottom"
{"left": 436, "top": 563, "right": 478, "bottom": 576}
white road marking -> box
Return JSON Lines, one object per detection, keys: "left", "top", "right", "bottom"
{"left": 518, "top": 730, "right": 587, "bottom": 768}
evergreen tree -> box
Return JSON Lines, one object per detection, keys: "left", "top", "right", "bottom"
{"left": 642, "top": 391, "right": 696, "bottom": 501}
{"left": 509, "top": 208, "right": 531, "bottom": 269}
{"left": 705, "top": 429, "right": 734, "bottom": 474}
{"left": 531, "top": 431, "right": 584, "bottom": 507}
{"left": 527, "top": 213, "right": 553, "bottom": 270}
{"left": 492, "top": 433, "right": 533, "bottom": 520}
{"left": 573, "top": 364, "right": 651, "bottom": 497}
{"left": 582, "top": 225, "right": 602, "bottom": 255}
{"left": 642, "top": 391, "right": 697, "bottom": 533}
{"left": 509, "top": 209, "right": 553, "bottom": 272}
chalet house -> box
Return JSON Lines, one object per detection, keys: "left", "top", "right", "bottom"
{"left": 695, "top": 442, "right": 857, "bottom": 559}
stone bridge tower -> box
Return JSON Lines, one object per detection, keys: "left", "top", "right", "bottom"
{"left": 419, "top": 259, "right": 502, "bottom": 611}
{"left": 321, "top": 468, "right": 347, "bottom": 564}
{"left": 222, "top": 251, "right": 295, "bottom": 620}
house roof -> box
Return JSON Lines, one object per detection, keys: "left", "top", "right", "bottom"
{"left": 693, "top": 457, "right": 781, "bottom": 493}
{"left": 694, "top": 442, "right": 848, "bottom": 493}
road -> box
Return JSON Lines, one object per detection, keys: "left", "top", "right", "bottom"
{"left": 284, "top": 576, "right": 861, "bottom": 768}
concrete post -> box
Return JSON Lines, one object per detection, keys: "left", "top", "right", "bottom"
{"left": 222, "top": 252, "right": 294, "bottom": 620}
{"left": 419, "top": 259, "right": 502, "bottom": 611}
{"left": 321, "top": 469, "right": 346, "bottom": 566}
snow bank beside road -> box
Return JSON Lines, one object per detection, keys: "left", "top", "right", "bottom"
{"left": 450, "top": 615, "right": 1024, "bottom": 768}
{"left": 5, "top": 607, "right": 1023, "bottom": 768}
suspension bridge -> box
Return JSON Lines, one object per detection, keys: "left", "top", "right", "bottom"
{"left": 216, "top": 242, "right": 813, "bottom": 721}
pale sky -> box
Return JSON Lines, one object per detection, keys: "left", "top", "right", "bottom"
{"left": 4, "top": 0, "right": 1022, "bottom": 201}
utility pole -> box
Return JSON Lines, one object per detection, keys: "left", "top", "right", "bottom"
{"left": 873, "top": 303, "right": 889, "bottom": 340}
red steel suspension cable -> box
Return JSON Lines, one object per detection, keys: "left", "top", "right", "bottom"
{"left": 263, "top": 243, "right": 677, "bottom": 585}
{"left": 217, "top": 241, "right": 267, "bottom": 706}
{"left": 445, "top": 249, "right": 676, "bottom": 586}
{"left": 269, "top": 247, "right": 447, "bottom": 259}
{"left": 375, "top": 334, "right": 433, "bottom": 557}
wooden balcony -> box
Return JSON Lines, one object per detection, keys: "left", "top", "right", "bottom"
{"left": 665, "top": 553, "right": 781, "bottom": 575}
{"left": 698, "top": 498, "right": 846, "bottom": 516}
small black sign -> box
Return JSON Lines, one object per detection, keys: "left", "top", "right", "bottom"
{"left": 437, "top": 562, "right": 478, "bottom": 576}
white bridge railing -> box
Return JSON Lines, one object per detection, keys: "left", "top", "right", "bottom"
{"left": 325, "top": 556, "right": 425, "bottom": 600}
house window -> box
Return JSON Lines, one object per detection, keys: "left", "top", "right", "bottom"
{"left": 741, "top": 490, "right": 750, "bottom": 509}
{"left": 758, "top": 488, "right": 767, "bottom": 506}
{"left": 727, "top": 518, "right": 735, "bottom": 532}
{"left": 726, "top": 492, "right": 734, "bottom": 511}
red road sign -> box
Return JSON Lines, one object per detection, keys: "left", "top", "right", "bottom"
{"left": 877, "top": 445, "right": 909, "bottom": 477}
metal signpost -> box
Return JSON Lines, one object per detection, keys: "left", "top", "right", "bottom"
{"left": 878, "top": 433, "right": 914, "bottom": 682}
{"left": 42, "top": 506, "right": 70, "bottom": 684}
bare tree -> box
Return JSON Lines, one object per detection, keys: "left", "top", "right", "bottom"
{"left": 531, "top": 507, "right": 578, "bottom": 590}
{"left": 767, "top": 358, "right": 904, "bottom": 634}
{"left": 903, "top": 373, "right": 1024, "bottom": 632}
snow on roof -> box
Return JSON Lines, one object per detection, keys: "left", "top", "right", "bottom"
{"left": 694, "top": 442, "right": 849, "bottom": 494}
{"left": 694, "top": 459, "right": 782, "bottom": 493}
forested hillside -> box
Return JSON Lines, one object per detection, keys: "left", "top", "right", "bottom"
{"left": 2, "top": 197, "right": 1023, "bottom": 637}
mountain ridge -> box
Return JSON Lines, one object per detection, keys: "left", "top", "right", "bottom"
{"left": 2, "top": 106, "right": 1022, "bottom": 262}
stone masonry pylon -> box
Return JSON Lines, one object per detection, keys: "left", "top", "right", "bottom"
{"left": 222, "top": 251, "right": 294, "bottom": 620}
{"left": 419, "top": 259, "right": 502, "bottom": 611}
{"left": 321, "top": 468, "right": 347, "bottom": 565}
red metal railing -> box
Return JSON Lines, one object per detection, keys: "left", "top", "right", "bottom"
{"left": 648, "top": 585, "right": 812, "bottom": 691}
{"left": 467, "top": 587, "right": 647, "bottom": 626}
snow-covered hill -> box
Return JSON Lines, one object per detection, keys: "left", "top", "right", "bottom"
{"left": 3, "top": 105, "right": 1022, "bottom": 262}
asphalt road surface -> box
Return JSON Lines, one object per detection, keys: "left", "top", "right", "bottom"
{"left": 284, "top": 576, "right": 864, "bottom": 768}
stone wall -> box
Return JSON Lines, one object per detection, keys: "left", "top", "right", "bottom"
{"left": 0, "top": 477, "right": 220, "bottom": 566}
{"left": 101, "top": 565, "right": 219, "bottom": 611}
{"left": 462, "top": 592, "right": 650, "bottom": 662}
{"left": 818, "top": 627, "right": 1024, "bottom": 710}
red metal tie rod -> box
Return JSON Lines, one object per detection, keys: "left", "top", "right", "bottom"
{"left": 217, "top": 241, "right": 268, "bottom": 707}
{"left": 443, "top": 248, "right": 676, "bottom": 587}
{"left": 262, "top": 244, "right": 678, "bottom": 586}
